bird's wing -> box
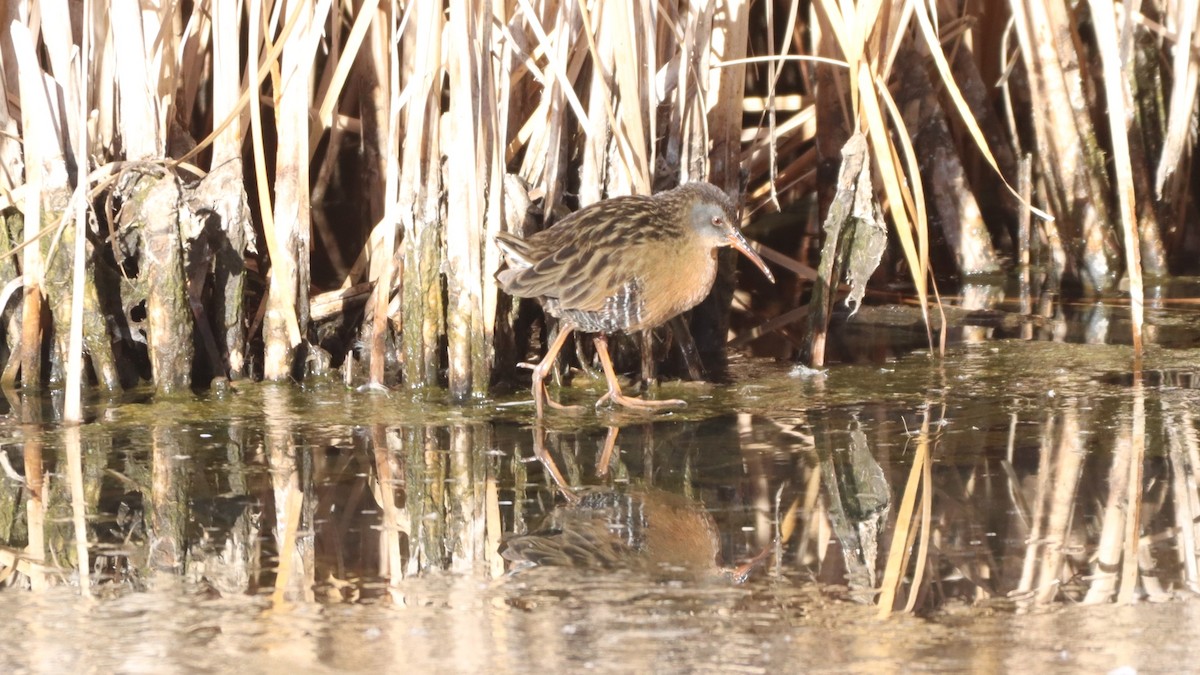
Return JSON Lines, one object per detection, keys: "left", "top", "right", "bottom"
{"left": 494, "top": 232, "right": 536, "bottom": 269}
{"left": 496, "top": 193, "right": 664, "bottom": 315}
{"left": 529, "top": 240, "right": 650, "bottom": 316}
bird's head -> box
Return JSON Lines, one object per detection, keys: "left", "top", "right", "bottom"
{"left": 678, "top": 183, "right": 775, "bottom": 283}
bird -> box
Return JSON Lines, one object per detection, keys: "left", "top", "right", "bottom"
{"left": 495, "top": 182, "right": 774, "bottom": 417}
{"left": 499, "top": 487, "right": 742, "bottom": 581}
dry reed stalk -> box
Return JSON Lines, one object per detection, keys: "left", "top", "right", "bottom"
{"left": 65, "top": 0, "right": 92, "bottom": 423}
{"left": 1089, "top": 0, "right": 1144, "bottom": 355}
{"left": 11, "top": 24, "right": 53, "bottom": 388}
{"left": 483, "top": 3, "right": 512, "bottom": 396}
{"left": 139, "top": 171, "right": 194, "bottom": 393}
{"left": 578, "top": 1, "right": 616, "bottom": 203}
{"left": 248, "top": 0, "right": 300, "bottom": 379}
{"left": 211, "top": 0, "right": 252, "bottom": 379}
{"left": 176, "top": 5, "right": 210, "bottom": 137}
{"left": 398, "top": 1, "right": 445, "bottom": 389}
{"left": 310, "top": 0, "right": 357, "bottom": 156}
{"left": 368, "top": 3, "right": 399, "bottom": 388}
{"left": 445, "top": 0, "right": 496, "bottom": 399}
{"left": 676, "top": 3, "right": 713, "bottom": 182}
{"left": 1010, "top": 0, "right": 1119, "bottom": 292}
{"left": 514, "top": 0, "right": 581, "bottom": 215}
{"left": 306, "top": 6, "right": 350, "bottom": 289}
{"left": 264, "top": 0, "right": 323, "bottom": 379}
{"left": 863, "top": 67, "right": 933, "bottom": 337}
{"left": 311, "top": 5, "right": 383, "bottom": 288}
{"left": 759, "top": 0, "right": 778, "bottom": 209}
{"left": 743, "top": 101, "right": 816, "bottom": 211}
{"left": 911, "top": 3, "right": 1032, "bottom": 212}
{"left": 1153, "top": 0, "right": 1200, "bottom": 197}
{"left": 610, "top": 0, "right": 652, "bottom": 194}
{"left": 708, "top": 0, "right": 750, "bottom": 193}
{"left": 111, "top": 2, "right": 165, "bottom": 159}
{"left": 0, "top": 87, "right": 21, "bottom": 213}
{"left": 807, "top": 0, "right": 935, "bottom": 355}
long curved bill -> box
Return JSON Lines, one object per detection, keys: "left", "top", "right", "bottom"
{"left": 727, "top": 229, "right": 775, "bottom": 283}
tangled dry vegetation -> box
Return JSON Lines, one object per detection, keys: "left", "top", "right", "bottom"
{"left": 0, "top": 0, "right": 1194, "bottom": 415}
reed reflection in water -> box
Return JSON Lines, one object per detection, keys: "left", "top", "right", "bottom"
{"left": 0, "top": 362, "right": 1193, "bottom": 616}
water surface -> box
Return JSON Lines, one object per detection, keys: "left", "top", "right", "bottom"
{"left": 1, "top": 280, "right": 1199, "bottom": 672}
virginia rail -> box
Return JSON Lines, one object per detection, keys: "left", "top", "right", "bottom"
{"left": 500, "top": 488, "right": 729, "bottom": 580}
{"left": 496, "top": 182, "right": 774, "bottom": 417}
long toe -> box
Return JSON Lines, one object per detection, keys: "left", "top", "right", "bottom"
{"left": 543, "top": 390, "right": 584, "bottom": 413}
{"left": 547, "top": 398, "right": 585, "bottom": 413}
{"left": 533, "top": 380, "right": 583, "bottom": 417}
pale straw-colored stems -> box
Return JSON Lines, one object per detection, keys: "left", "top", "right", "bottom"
{"left": 263, "top": 0, "right": 326, "bottom": 380}
{"left": 445, "top": 0, "right": 500, "bottom": 399}
{"left": 397, "top": 1, "right": 445, "bottom": 389}
{"left": 1089, "top": 0, "right": 1144, "bottom": 356}
{"left": 1153, "top": 0, "right": 1200, "bottom": 198}
{"left": 11, "top": 22, "right": 57, "bottom": 388}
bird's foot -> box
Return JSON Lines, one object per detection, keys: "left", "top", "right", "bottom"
{"left": 545, "top": 396, "right": 584, "bottom": 414}
{"left": 533, "top": 379, "right": 583, "bottom": 417}
{"left": 595, "top": 390, "right": 687, "bottom": 412}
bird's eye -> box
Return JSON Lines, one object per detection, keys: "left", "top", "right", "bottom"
{"left": 711, "top": 215, "right": 724, "bottom": 228}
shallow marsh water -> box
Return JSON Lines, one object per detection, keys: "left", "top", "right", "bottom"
{"left": 1, "top": 281, "right": 1199, "bottom": 672}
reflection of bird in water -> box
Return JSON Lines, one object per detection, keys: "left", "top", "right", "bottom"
{"left": 500, "top": 487, "right": 763, "bottom": 582}
{"left": 495, "top": 182, "right": 774, "bottom": 417}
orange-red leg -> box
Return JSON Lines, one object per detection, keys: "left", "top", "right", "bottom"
{"left": 592, "top": 335, "right": 686, "bottom": 412}
{"left": 523, "top": 326, "right": 583, "bottom": 418}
